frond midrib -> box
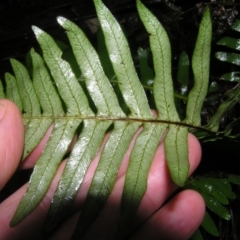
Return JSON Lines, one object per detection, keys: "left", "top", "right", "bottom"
{"left": 23, "top": 115, "right": 213, "bottom": 133}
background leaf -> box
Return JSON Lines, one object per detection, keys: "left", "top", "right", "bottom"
{"left": 201, "top": 211, "right": 219, "bottom": 237}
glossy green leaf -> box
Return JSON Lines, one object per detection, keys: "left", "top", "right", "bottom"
{"left": 185, "top": 7, "right": 212, "bottom": 126}
{"left": 208, "top": 81, "right": 218, "bottom": 93}
{"left": 215, "top": 52, "right": 240, "bottom": 66}
{"left": 201, "top": 192, "right": 231, "bottom": 220}
{"left": 199, "top": 177, "right": 236, "bottom": 200}
{"left": 138, "top": 47, "right": 154, "bottom": 86}
{"left": 193, "top": 179, "right": 229, "bottom": 205}
{"left": 208, "top": 177, "right": 236, "bottom": 200}
{"left": 217, "top": 36, "right": 240, "bottom": 50}
{"left": 174, "top": 71, "right": 188, "bottom": 118}
{"left": 231, "top": 18, "right": 240, "bottom": 32}
{"left": 201, "top": 211, "right": 219, "bottom": 236}
{"left": 220, "top": 72, "right": 240, "bottom": 82}
{"left": 177, "top": 51, "right": 189, "bottom": 96}
{"left": 228, "top": 174, "right": 240, "bottom": 184}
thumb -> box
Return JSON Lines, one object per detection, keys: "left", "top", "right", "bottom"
{"left": 0, "top": 99, "right": 24, "bottom": 191}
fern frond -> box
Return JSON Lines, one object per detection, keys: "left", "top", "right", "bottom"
{"left": 4, "top": 0, "right": 213, "bottom": 238}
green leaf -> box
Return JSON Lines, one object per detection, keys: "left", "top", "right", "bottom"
{"left": 201, "top": 192, "right": 231, "bottom": 220}
{"left": 138, "top": 47, "right": 154, "bottom": 86}
{"left": 184, "top": 7, "right": 212, "bottom": 126}
{"left": 206, "top": 177, "right": 236, "bottom": 200}
{"left": 231, "top": 18, "right": 240, "bottom": 32}
{"left": 5, "top": 73, "right": 23, "bottom": 111}
{"left": 193, "top": 178, "right": 229, "bottom": 205}
{"left": 220, "top": 72, "right": 240, "bottom": 82}
{"left": 177, "top": 51, "right": 189, "bottom": 96}
{"left": 215, "top": 52, "right": 240, "bottom": 66}
{"left": 208, "top": 81, "right": 218, "bottom": 93}
{"left": 190, "top": 229, "right": 204, "bottom": 240}
{"left": 201, "top": 211, "right": 219, "bottom": 236}
{"left": 228, "top": 174, "right": 240, "bottom": 184}
{"left": 192, "top": 176, "right": 236, "bottom": 200}
{"left": 217, "top": 36, "right": 240, "bottom": 50}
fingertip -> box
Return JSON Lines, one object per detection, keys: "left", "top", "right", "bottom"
{"left": 131, "top": 189, "right": 205, "bottom": 240}
{"left": 0, "top": 99, "right": 24, "bottom": 190}
{"left": 162, "top": 189, "right": 205, "bottom": 240}
{"left": 176, "top": 189, "right": 205, "bottom": 237}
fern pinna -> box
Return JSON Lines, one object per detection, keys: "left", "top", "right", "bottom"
{"left": 0, "top": 0, "right": 212, "bottom": 238}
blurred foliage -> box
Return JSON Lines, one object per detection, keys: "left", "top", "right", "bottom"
{"left": 189, "top": 174, "right": 240, "bottom": 240}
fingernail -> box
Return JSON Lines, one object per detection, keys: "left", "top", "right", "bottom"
{"left": 0, "top": 103, "right": 6, "bottom": 121}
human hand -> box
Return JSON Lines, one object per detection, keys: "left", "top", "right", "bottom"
{"left": 0, "top": 99, "right": 205, "bottom": 240}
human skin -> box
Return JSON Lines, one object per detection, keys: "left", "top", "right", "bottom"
{"left": 0, "top": 99, "right": 205, "bottom": 240}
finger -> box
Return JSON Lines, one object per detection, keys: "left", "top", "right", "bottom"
{"left": 0, "top": 133, "right": 201, "bottom": 239}
{"left": 130, "top": 190, "right": 205, "bottom": 240}
{"left": 69, "top": 133, "right": 202, "bottom": 239}
{"left": 0, "top": 162, "right": 66, "bottom": 240}
{"left": 0, "top": 130, "right": 110, "bottom": 239}
{"left": 0, "top": 99, "right": 24, "bottom": 190}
